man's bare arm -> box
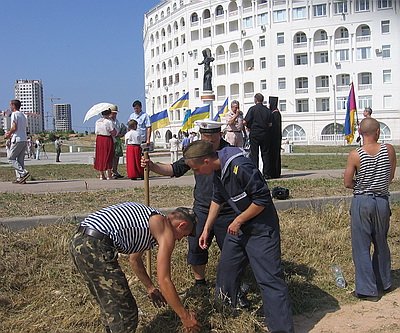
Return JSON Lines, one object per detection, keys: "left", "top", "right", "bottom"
{"left": 344, "top": 150, "right": 359, "bottom": 189}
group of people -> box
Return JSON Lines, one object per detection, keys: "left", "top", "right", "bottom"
{"left": 93, "top": 100, "right": 151, "bottom": 180}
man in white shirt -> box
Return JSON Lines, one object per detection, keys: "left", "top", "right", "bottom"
{"left": 128, "top": 100, "right": 151, "bottom": 145}
{"left": 4, "top": 99, "right": 30, "bottom": 184}
{"left": 169, "top": 134, "right": 180, "bottom": 163}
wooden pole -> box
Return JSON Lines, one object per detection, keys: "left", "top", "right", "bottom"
{"left": 143, "top": 149, "right": 151, "bottom": 277}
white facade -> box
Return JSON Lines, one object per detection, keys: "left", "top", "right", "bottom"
{"left": 54, "top": 104, "right": 72, "bottom": 132}
{"left": 14, "top": 79, "right": 45, "bottom": 134}
{"left": 143, "top": 0, "right": 400, "bottom": 145}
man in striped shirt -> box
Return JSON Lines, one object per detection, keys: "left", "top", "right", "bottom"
{"left": 344, "top": 118, "right": 396, "bottom": 302}
{"left": 70, "top": 202, "right": 200, "bottom": 333}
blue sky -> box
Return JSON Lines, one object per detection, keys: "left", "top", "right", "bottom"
{"left": 0, "top": 0, "right": 160, "bottom": 132}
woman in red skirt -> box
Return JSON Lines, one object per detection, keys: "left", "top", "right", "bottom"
{"left": 94, "top": 107, "right": 117, "bottom": 180}
{"left": 124, "top": 119, "right": 144, "bottom": 179}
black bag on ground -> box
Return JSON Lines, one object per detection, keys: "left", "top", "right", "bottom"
{"left": 271, "top": 186, "right": 289, "bottom": 200}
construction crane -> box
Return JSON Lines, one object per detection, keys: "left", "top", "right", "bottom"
{"left": 45, "top": 96, "right": 61, "bottom": 131}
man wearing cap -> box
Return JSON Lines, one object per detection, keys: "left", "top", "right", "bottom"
{"left": 70, "top": 202, "right": 200, "bottom": 333}
{"left": 110, "top": 105, "right": 127, "bottom": 179}
{"left": 184, "top": 140, "right": 294, "bottom": 333}
{"left": 141, "top": 120, "right": 237, "bottom": 289}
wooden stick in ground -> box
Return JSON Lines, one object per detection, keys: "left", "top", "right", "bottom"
{"left": 143, "top": 149, "right": 151, "bottom": 277}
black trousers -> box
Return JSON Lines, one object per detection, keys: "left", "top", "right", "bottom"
{"left": 249, "top": 134, "right": 271, "bottom": 178}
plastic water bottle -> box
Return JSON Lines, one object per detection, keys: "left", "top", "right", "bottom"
{"left": 331, "top": 264, "right": 347, "bottom": 288}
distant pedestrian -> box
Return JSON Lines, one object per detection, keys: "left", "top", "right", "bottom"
{"left": 110, "top": 105, "right": 126, "bottom": 179}
{"left": 128, "top": 100, "right": 151, "bottom": 145}
{"left": 181, "top": 132, "right": 190, "bottom": 151}
{"left": 224, "top": 100, "right": 244, "bottom": 147}
{"left": 244, "top": 93, "right": 273, "bottom": 180}
{"left": 54, "top": 136, "right": 62, "bottom": 162}
{"left": 125, "top": 119, "right": 143, "bottom": 180}
{"left": 5, "top": 99, "right": 30, "bottom": 184}
{"left": 35, "top": 138, "right": 42, "bottom": 160}
{"left": 344, "top": 118, "right": 396, "bottom": 302}
{"left": 94, "top": 107, "right": 117, "bottom": 180}
{"left": 169, "top": 134, "right": 179, "bottom": 163}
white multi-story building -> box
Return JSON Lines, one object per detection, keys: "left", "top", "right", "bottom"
{"left": 53, "top": 103, "right": 72, "bottom": 132}
{"left": 143, "top": 0, "right": 399, "bottom": 145}
{"left": 14, "top": 79, "right": 45, "bottom": 134}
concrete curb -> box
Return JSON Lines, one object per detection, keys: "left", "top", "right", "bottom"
{"left": 1, "top": 192, "right": 399, "bottom": 231}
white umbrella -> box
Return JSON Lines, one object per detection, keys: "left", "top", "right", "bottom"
{"left": 83, "top": 102, "right": 114, "bottom": 122}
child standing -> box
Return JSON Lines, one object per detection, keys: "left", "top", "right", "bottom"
{"left": 125, "top": 119, "right": 143, "bottom": 180}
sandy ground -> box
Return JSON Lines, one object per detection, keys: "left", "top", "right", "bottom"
{"left": 294, "top": 288, "right": 400, "bottom": 333}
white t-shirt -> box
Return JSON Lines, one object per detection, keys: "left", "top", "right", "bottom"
{"left": 125, "top": 129, "right": 141, "bottom": 145}
{"left": 10, "top": 111, "right": 27, "bottom": 142}
{"left": 95, "top": 118, "right": 115, "bottom": 136}
{"left": 169, "top": 137, "right": 179, "bottom": 152}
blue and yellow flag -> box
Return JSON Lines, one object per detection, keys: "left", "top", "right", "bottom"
{"left": 191, "top": 104, "right": 210, "bottom": 124}
{"left": 181, "top": 109, "right": 192, "bottom": 131}
{"left": 170, "top": 92, "right": 189, "bottom": 110}
{"left": 213, "top": 98, "right": 228, "bottom": 121}
{"left": 344, "top": 82, "right": 357, "bottom": 144}
{"left": 150, "top": 109, "right": 170, "bottom": 131}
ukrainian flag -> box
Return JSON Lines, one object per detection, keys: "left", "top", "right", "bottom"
{"left": 150, "top": 109, "right": 170, "bottom": 131}
{"left": 182, "top": 109, "right": 192, "bottom": 131}
{"left": 344, "top": 82, "right": 357, "bottom": 144}
{"left": 170, "top": 92, "right": 189, "bottom": 110}
{"left": 213, "top": 97, "right": 228, "bottom": 121}
{"left": 190, "top": 104, "right": 210, "bottom": 124}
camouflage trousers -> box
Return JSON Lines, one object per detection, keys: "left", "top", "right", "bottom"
{"left": 70, "top": 231, "right": 138, "bottom": 333}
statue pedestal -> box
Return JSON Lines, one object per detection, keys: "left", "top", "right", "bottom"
{"left": 201, "top": 92, "right": 215, "bottom": 120}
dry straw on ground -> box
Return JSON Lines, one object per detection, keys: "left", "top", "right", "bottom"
{"left": 1, "top": 204, "right": 399, "bottom": 333}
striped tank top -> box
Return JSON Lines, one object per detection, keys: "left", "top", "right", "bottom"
{"left": 80, "top": 202, "right": 161, "bottom": 254}
{"left": 354, "top": 144, "right": 391, "bottom": 197}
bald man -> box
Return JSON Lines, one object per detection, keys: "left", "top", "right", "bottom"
{"left": 344, "top": 118, "right": 396, "bottom": 302}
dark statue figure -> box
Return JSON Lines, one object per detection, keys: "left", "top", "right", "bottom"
{"left": 198, "top": 49, "right": 215, "bottom": 92}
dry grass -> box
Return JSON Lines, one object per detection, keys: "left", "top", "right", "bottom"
{"left": 1, "top": 204, "right": 399, "bottom": 333}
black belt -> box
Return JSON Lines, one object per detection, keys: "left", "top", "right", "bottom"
{"left": 354, "top": 193, "right": 389, "bottom": 200}
{"left": 77, "top": 226, "right": 114, "bottom": 246}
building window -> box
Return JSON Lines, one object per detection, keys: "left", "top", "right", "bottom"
{"left": 316, "top": 52, "right": 329, "bottom": 63}
{"left": 313, "top": 4, "right": 327, "bottom": 17}
{"left": 191, "top": 12, "right": 199, "bottom": 22}
{"left": 377, "top": 0, "right": 392, "bottom": 9}
{"left": 260, "top": 57, "right": 266, "bottom": 69}
{"left": 243, "top": 16, "right": 253, "bottom": 28}
{"left": 277, "top": 55, "right": 285, "bottom": 67}
{"left": 336, "top": 49, "right": 349, "bottom": 61}
{"left": 295, "top": 32, "right": 307, "bottom": 43}
{"left": 355, "top": 0, "right": 370, "bottom": 11}
{"left": 195, "top": 88, "right": 200, "bottom": 98}
{"left": 339, "top": 27, "right": 349, "bottom": 38}
{"left": 381, "top": 20, "right": 390, "bottom": 33}
{"left": 278, "top": 78, "right": 286, "bottom": 90}
{"left": 382, "top": 45, "right": 391, "bottom": 58}
{"left": 293, "top": 7, "right": 307, "bottom": 20}
{"left": 360, "top": 72, "right": 372, "bottom": 84}
{"left": 216, "top": 5, "right": 224, "bottom": 16}
{"left": 259, "top": 36, "right": 266, "bottom": 47}
{"left": 279, "top": 100, "right": 286, "bottom": 112}
{"left": 338, "top": 74, "right": 350, "bottom": 86}
{"left": 257, "top": 13, "right": 268, "bottom": 25}
{"left": 356, "top": 47, "right": 371, "bottom": 60}
{"left": 260, "top": 79, "right": 267, "bottom": 90}
{"left": 358, "top": 95, "right": 372, "bottom": 109}
{"left": 283, "top": 124, "right": 306, "bottom": 141}
{"left": 383, "top": 69, "right": 391, "bottom": 83}
{"left": 333, "top": 1, "right": 348, "bottom": 14}
{"left": 337, "top": 97, "right": 347, "bottom": 111}
{"left": 296, "top": 99, "right": 309, "bottom": 112}
{"left": 316, "top": 98, "right": 330, "bottom": 111}
{"left": 383, "top": 95, "right": 392, "bottom": 109}
{"left": 277, "top": 32, "right": 284, "bottom": 44}
{"left": 295, "top": 53, "right": 308, "bottom": 65}
{"left": 194, "top": 69, "right": 199, "bottom": 79}
{"left": 273, "top": 9, "right": 287, "bottom": 22}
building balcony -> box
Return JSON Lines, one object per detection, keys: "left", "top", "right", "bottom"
{"left": 243, "top": 7, "right": 252, "bottom": 14}
{"left": 191, "top": 20, "right": 199, "bottom": 27}
{"left": 229, "top": 10, "right": 238, "bottom": 17}
{"left": 243, "top": 49, "right": 254, "bottom": 56}
{"left": 316, "top": 87, "right": 329, "bottom": 93}
{"left": 216, "top": 54, "right": 225, "bottom": 60}
{"left": 230, "top": 51, "right": 239, "bottom": 58}
{"left": 244, "top": 92, "right": 254, "bottom": 98}
{"left": 215, "top": 14, "right": 224, "bottom": 21}
{"left": 335, "top": 37, "right": 349, "bottom": 45}
{"left": 336, "top": 85, "right": 349, "bottom": 92}
{"left": 203, "top": 17, "right": 210, "bottom": 24}
{"left": 293, "top": 42, "right": 307, "bottom": 49}
{"left": 295, "top": 88, "right": 308, "bottom": 94}
{"left": 314, "top": 40, "right": 328, "bottom": 47}
{"left": 356, "top": 35, "right": 371, "bottom": 43}
{"left": 358, "top": 84, "right": 372, "bottom": 90}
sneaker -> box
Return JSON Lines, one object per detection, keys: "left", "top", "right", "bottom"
{"left": 352, "top": 291, "right": 380, "bottom": 302}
